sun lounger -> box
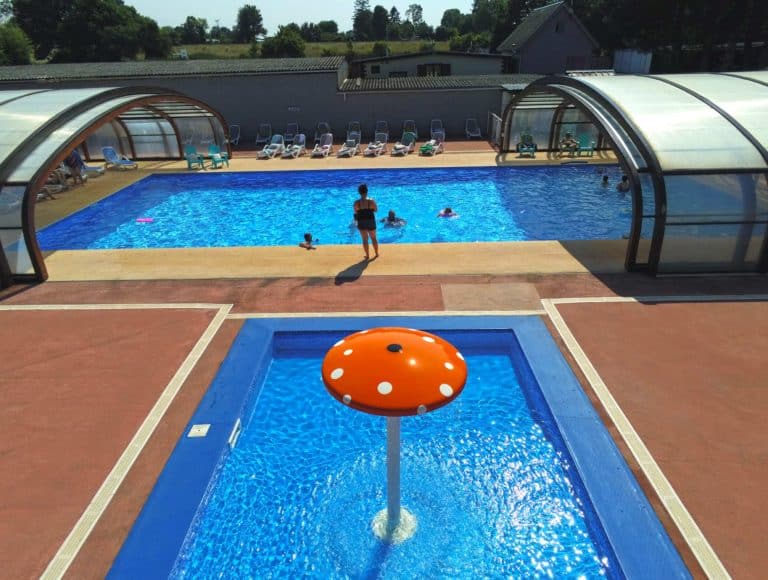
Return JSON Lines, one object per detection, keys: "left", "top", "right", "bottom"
{"left": 311, "top": 133, "right": 333, "bottom": 157}
{"left": 419, "top": 135, "right": 444, "bottom": 156}
{"left": 337, "top": 138, "right": 360, "bottom": 158}
{"left": 402, "top": 120, "right": 418, "bottom": 140}
{"left": 465, "top": 118, "right": 482, "bottom": 139}
{"left": 282, "top": 134, "right": 307, "bottom": 158}
{"left": 430, "top": 119, "right": 444, "bottom": 140}
{"left": 374, "top": 120, "right": 389, "bottom": 143}
{"left": 102, "top": 146, "right": 138, "bottom": 170}
{"left": 346, "top": 121, "right": 362, "bottom": 144}
{"left": 516, "top": 133, "right": 537, "bottom": 158}
{"left": 363, "top": 132, "right": 389, "bottom": 157}
{"left": 391, "top": 131, "right": 416, "bottom": 156}
{"left": 314, "top": 122, "right": 331, "bottom": 145}
{"left": 255, "top": 123, "right": 272, "bottom": 148}
{"left": 228, "top": 124, "right": 241, "bottom": 146}
{"left": 257, "top": 134, "right": 286, "bottom": 159}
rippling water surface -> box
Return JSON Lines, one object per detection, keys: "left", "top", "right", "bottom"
{"left": 171, "top": 343, "right": 618, "bottom": 579}
{"left": 37, "top": 165, "right": 631, "bottom": 249}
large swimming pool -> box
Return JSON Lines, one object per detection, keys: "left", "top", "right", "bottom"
{"left": 37, "top": 165, "right": 630, "bottom": 249}
{"left": 109, "top": 316, "right": 689, "bottom": 579}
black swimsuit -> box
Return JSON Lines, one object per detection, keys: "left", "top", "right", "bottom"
{"left": 356, "top": 199, "right": 377, "bottom": 231}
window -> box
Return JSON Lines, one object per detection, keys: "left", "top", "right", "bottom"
{"left": 417, "top": 63, "right": 451, "bottom": 77}
{"left": 371, "top": 65, "right": 381, "bottom": 74}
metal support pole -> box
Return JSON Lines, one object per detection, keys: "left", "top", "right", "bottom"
{"left": 386, "top": 416, "right": 401, "bottom": 532}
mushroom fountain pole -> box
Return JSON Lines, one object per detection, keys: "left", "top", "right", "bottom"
{"left": 322, "top": 327, "right": 468, "bottom": 542}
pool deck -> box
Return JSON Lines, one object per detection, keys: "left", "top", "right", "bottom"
{"left": 2, "top": 142, "right": 767, "bottom": 579}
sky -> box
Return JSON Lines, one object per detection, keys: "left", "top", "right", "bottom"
{"left": 123, "top": 1, "right": 475, "bottom": 35}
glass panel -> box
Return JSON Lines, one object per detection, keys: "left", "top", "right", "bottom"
{"left": 85, "top": 123, "right": 120, "bottom": 160}
{"left": 0, "top": 228, "right": 33, "bottom": 275}
{"left": 508, "top": 108, "right": 554, "bottom": 150}
{"left": 0, "top": 88, "right": 115, "bottom": 166}
{"left": 0, "top": 186, "right": 23, "bottom": 228}
{"left": 657, "top": 74, "right": 768, "bottom": 147}
{"left": 577, "top": 76, "right": 765, "bottom": 171}
{"left": 552, "top": 84, "right": 647, "bottom": 171}
{"left": 631, "top": 173, "right": 656, "bottom": 267}
{"left": 665, "top": 173, "right": 768, "bottom": 223}
{"left": 658, "top": 223, "right": 765, "bottom": 273}
{"left": 6, "top": 94, "right": 148, "bottom": 182}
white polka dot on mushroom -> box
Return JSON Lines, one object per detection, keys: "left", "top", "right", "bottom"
{"left": 377, "top": 381, "right": 393, "bottom": 395}
{"left": 444, "top": 362, "right": 454, "bottom": 370}
{"left": 330, "top": 368, "right": 344, "bottom": 380}
{"left": 343, "top": 394, "right": 352, "bottom": 404}
{"left": 422, "top": 336, "right": 435, "bottom": 343}
{"left": 439, "top": 384, "right": 454, "bottom": 397}
{"left": 343, "top": 349, "right": 353, "bottom": 356}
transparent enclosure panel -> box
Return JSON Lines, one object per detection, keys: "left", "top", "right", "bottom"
{"left": 658, "top": 223, "right": 765, "bottom": 273}
{"left": 0, "top": 186, "right": 22, "bottom": 229}
{"left": 508, "top": 108, "right": 555, "bottom": 150}
{"left": 665, "top": 174, "right": 768, "bottom": 222}
{"left": 0, "top": 228, "right": 33, "bottom": 275}
{"left": 124, "top": 119, "right": 178, "bottom": 158}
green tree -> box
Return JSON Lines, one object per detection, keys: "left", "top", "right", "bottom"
{"left": 405, "top": 4, "right": 423, "bottom": 26}
{"left": 0, "top": 22, "right": 31, "bottom": 64}
{"left": 353, "top": 0, "right": 373, "bottom": 40}
{"left": 371, "top": 5, "right": 388, "bottom": 40}
{"left": 180, "top": 16, "right": 208, "bottom": 44}
{"left": 235, "top": 4, "right": 266, "bottom": 43}
{"left": 12, "top": 0, "right": 69, "bottom": 59}
{"left": 137, "top": 17, "right": 171, "bottom": 58}
{"left": 260, "top": 25, "right": 305, "bottom": 57}
{"left": 441, "top": 9, "right": 462, "bottom": 30}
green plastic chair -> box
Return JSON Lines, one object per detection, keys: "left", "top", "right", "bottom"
{"left": 184, "top": 145, "right": 205, "bottom": 170}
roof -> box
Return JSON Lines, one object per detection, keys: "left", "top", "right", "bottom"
{"left": 497, "top": 1, "right": 597, "bottom": 53}
{"left": 0, "top": 57, "right": 346, "bottom": 82}
{"left": 339, "top": 74, "right": 541, "bottom": 92}
{"left": 353, "top": 50, "right": 504, "bottom": 64}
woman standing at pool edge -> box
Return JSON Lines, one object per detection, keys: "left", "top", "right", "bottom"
{"left": 354, "top": 183, "right": 379, "bottom": 259}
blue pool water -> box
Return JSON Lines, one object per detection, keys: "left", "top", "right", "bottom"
{"left": 37, "top": 165, "right": 631, "bottom": 249}
{"left": 110, "top": 318, "right": 689, "bottom": 579}
{"left": 170, "top": 337, "right": 616, "bottom": 578}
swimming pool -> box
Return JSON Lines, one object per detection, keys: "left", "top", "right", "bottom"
{"left": 37, "top": 166, "right": 632, "bottom": 250}
{"left": 108, "top": 316, "right": 689, "bottom": 579}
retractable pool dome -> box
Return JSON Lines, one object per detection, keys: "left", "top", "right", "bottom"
{"left": 502, "top": 71, "right": 768, "bottom": 275}
{"left": 0, "top": 86, "right": 230, "bottom": 288}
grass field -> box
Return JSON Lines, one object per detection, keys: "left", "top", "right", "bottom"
{"left": 180, "top": 41, "right": 451, "bottom": 60}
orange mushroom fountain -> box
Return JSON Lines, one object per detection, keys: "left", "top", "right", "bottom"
{"left": 321, "top": 327, "right": 468, "bottom": 542}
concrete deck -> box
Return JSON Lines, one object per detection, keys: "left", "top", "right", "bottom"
{"left": 1, "top": 142, "right": 765, "bottom": 580}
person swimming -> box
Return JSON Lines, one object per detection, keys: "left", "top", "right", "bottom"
{"left": 437, "top": 207, "right": 459, "bottom": 218}
{"left": 299, "top": 232, "right": 317, "bottom": 250}
{"left": 381, "top": 209, "right": 406, "bottom": 227}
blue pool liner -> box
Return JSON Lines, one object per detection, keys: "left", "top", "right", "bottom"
{"left": 108, "top": 315, "right": 690, "bottom": 579}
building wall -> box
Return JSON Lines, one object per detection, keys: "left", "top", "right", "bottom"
{"left": 1, "top": 75, "right": 504, "bottom": 143}
{"left": 518, "top": 13, "right": 596, "bottom": 74}
{"left": 363, "top": 54, "right": 504, "bottom": 78}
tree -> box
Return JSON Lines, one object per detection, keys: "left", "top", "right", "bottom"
{"left": 137, "top": 17, "right": 171, "bottom": 58}
{"left": 0, "top": 22, "right": 31, "bottom": 64}
{"left": 12, "top": 0, "right": 69, "bottom": 59}
{"left": 235, "top": 4, "right": 266, "bottom": 43}
{"left": 405, "top": 4, "right": 423, "bottom": 27}
{"left": 180, "top": 16, "right": 208, "bottom": 44}
{"left": 441, "top": 9, "right": 462, "bottom": 30}
{"left": 260, "top": 25, "right": 305, "bottom": 57}
{"left": 353, "top": 0, "right": 373, "bottom": 40}
{"left": 54, "top": 0, "right": 143, "bottom": 62}
{"left": 371, "top": 5, "right": 389, "bottom": 40}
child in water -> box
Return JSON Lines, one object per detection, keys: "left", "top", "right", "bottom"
{"left": 299, "top": 232, "right": 317, "bottom": 250}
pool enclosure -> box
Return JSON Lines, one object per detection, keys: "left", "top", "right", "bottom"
{"left": 502, "top": 72, "right": 768, "bottom": 275}
{"left": 0, "top": 87, "right": 229, "bottom": 288}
